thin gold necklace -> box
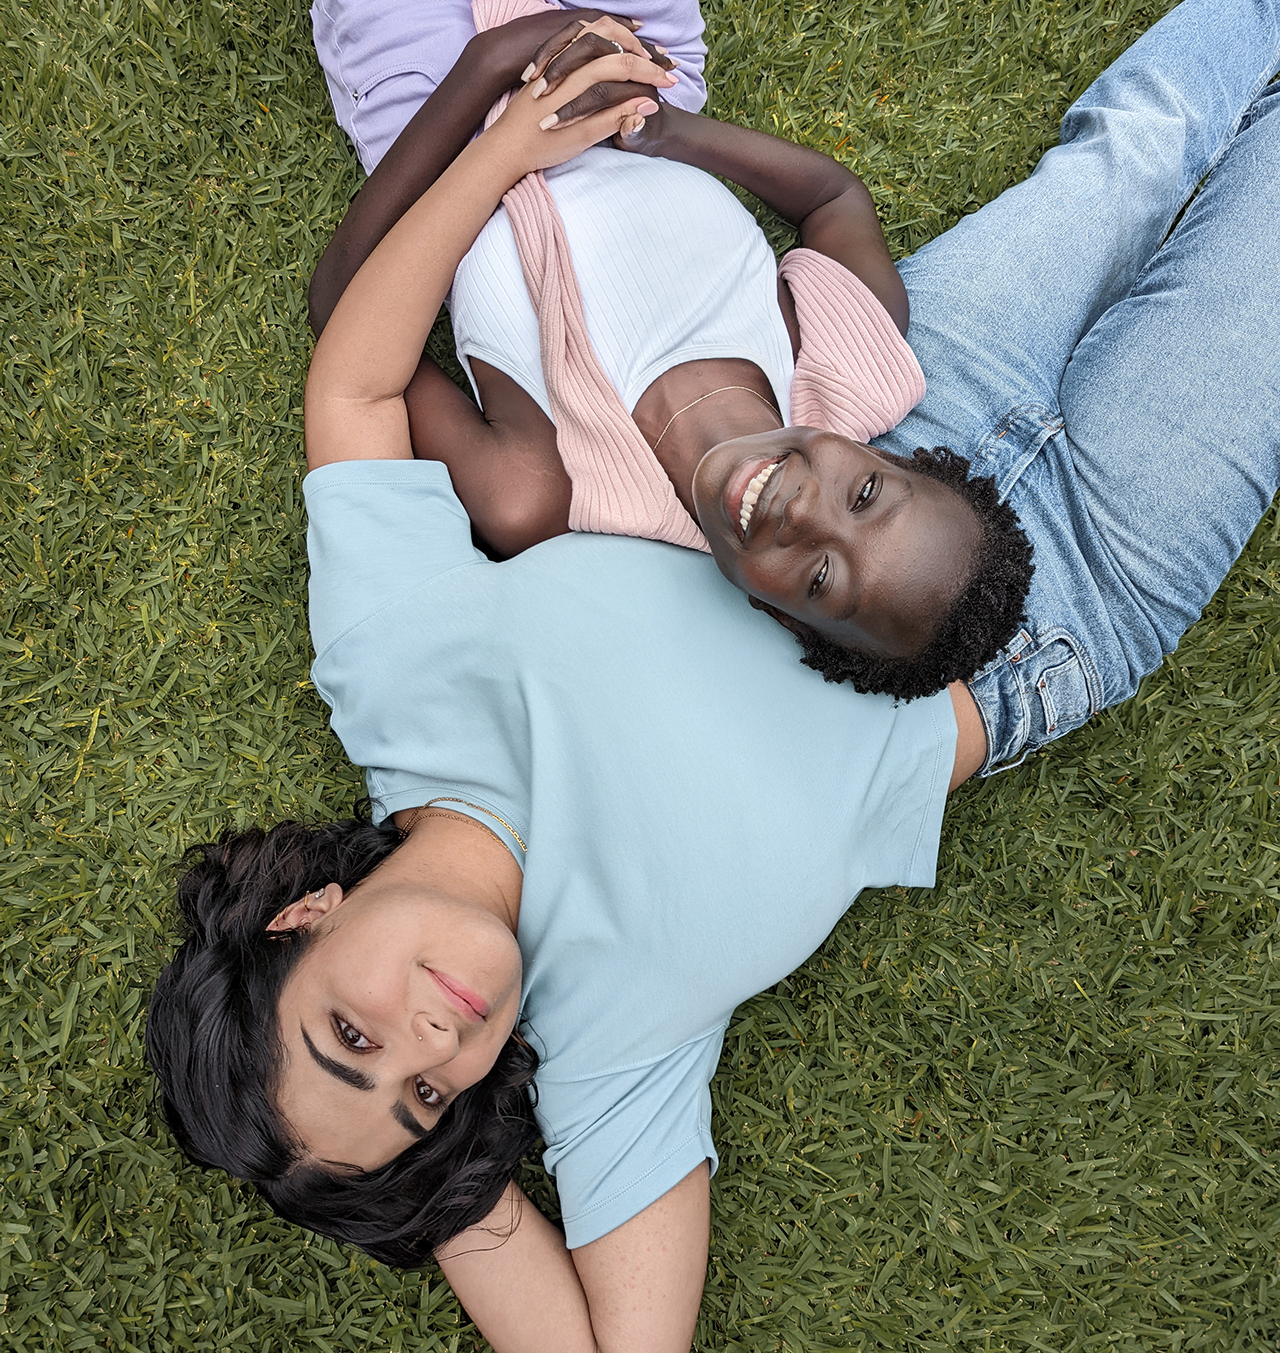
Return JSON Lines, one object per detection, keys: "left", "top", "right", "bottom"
{"left": 651, "top": 385, "right": 781, "bottom": 449}
{"left": 403, "top": 797, "right": 528, "bottom": 855}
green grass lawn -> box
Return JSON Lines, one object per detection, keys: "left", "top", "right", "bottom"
{"left": 3, "top": 0, "right": 1279, "bottom": 1347}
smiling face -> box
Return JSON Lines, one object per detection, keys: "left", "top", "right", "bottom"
{"left": 272, "top": 882, "right": 523, "bottom": 1171}
{"left": 692, "top": 427, "right": 984, "bottom": 659}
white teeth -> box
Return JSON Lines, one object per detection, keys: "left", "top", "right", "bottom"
{"left": 739, "top": 460, "right": 782, "bottom": 536}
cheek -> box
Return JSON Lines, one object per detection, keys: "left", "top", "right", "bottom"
{"left": 725, "top": 550, "right": 793, "bottom": 604}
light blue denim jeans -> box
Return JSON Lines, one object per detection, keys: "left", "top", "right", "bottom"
{"left": 872, "top": 0, "right": 1280, "bottom": 773}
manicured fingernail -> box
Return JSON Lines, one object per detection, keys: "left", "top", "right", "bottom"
{"left": 539, "top": 112, "right": 559, "bottom": 130}
{"left": 520, "top": 62, "right": 536, "bottom": 82}
{"left": 530, "top": 77, "right": 548, "bottom": 98}
{"left": 654, "top": 44, "right": 668, "bottom": 53}
{"left": 638, "top": 99, "right": 658, "bottom": 115}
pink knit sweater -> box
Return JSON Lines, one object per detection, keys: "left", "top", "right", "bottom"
{"left": 473, "top": 0, "right": 925, "bottom": 553}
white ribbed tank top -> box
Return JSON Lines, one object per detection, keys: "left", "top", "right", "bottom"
{"left": 450, "top": 146, "right": 796, "bottom": 420}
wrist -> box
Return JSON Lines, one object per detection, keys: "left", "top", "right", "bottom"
{"left": 467, "top": 122, "right": 532, "bottom": 196}
{"left": 461, "top": 29, "right": 524, "bottom": 96}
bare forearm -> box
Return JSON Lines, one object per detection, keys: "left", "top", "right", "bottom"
{"left": 437, "top": 1166, "right": 709, "bottom": 1353}
{"left": 437, "top": 1184, "right": 600, "bottom": 1353}
{"left": 622, "top": 107, "right": 907, "bottom": 332}
{"left": 631, "top": 107, "right": 866, "bottom": 236}
{"left": 308, "top": 37, "right": 516, "bottom": 335}
{"left": 307, "top": 136, "right": 517, "bottom": 412}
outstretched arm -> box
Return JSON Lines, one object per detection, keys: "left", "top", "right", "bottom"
{"left": 306, "top": 15, "right": 676, "bottom": 554}
{"left": 438, "top": 1165, "right": 710, "bottom": 1353}
{"left": 617, "top": 107, "right": 908, "bottom": 335}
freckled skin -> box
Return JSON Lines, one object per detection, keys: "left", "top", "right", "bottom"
{"left": 692, "top": 426, "right": 983, "bottom": 657}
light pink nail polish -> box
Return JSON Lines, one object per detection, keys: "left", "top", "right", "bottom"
{"left": 520, "top": 62, "right": 536, "bottom": 82}
{"left": 538, "top": 113, "right": 558, "bottom": 130}
{"left": 530, "top": 77, "right": 547, "bottom": 98}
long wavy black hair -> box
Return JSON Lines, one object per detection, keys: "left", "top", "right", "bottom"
{"left": 791, "top": 446, "right": 1034, "bottom": 699}
{"left": 145, "top": 814, "right": 539, "bottom": 1267}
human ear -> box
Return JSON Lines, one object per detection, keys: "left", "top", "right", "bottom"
{"left": 749, "top": 594, "right": 813, "bottom": 640}
{"left": 266, "top": 882, "right": 344, "bottom": 934}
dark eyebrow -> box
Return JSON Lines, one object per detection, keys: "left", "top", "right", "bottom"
{"left": 391, "top": 1099, "right": 432, "bottom": 1141}
{"left": 302, "top": 1026, "right": 376, "bottom": 1092}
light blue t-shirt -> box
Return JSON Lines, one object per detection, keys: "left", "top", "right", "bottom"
{"left": 305, "top": 459, "right": 956, "bottom": 1247}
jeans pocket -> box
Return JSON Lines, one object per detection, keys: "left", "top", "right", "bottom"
{"left": 977, "top": 627, "right": 1101, "bottom": 774}
{"left": 1021, "top": 630, "right": 1098, "bottom": 748}
{"left": 1034, "top": 647, "right": 1090, "bottom": 736}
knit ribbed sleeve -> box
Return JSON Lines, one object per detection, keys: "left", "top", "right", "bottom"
{"left": 779, "top": 248, "right": 925, "bottom": 441}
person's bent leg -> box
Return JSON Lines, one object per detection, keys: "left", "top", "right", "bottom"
{"left": 1057, "top": 78, "right": 1280, "bottom": 682}
{"left": 878, "top": 0, "right": 1280, "bottom": 466}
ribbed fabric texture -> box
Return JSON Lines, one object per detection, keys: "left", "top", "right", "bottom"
{"left": 471, "top": 0, "right": 925, "bottom": 553}
{"left": 474, "top": 0, "right": 707, "bottom": 550}
{"left": 780, "top": 249, "right": 926, "bottom": 440}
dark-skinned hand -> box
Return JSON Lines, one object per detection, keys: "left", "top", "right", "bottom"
{"left": 474, "top": 11, "right": 676, "bottom": 130}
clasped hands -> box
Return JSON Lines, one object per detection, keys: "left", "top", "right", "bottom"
{"left": 477, "top": 11, "right": 679, "bottom": 173}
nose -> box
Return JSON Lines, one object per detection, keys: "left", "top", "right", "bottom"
{"left": 776, "top": 474, "right": 834, "bottom": 546}
{"left": 411, "top": 1008, "right": 459, "bottom": 1061}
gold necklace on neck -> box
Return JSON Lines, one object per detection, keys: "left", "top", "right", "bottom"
{"left": 651, "top": 385, "right": 782, "bottom": 449}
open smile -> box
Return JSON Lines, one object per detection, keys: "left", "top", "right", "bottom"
{"left": 724, "top": 454, "right": 787, "bottom": 540}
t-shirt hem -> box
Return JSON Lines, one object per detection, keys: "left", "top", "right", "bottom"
{"left": 560, "top": 1129, "right": 717, "bottom": 1250}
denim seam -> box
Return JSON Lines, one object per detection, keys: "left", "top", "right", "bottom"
{"left": 975, "top": 624, "right": 1103, "bottom": 776}
{"left": 970, "top": 403, "right": 1064, "bottom": 498}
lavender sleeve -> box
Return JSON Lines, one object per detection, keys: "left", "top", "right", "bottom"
{"left": 310, "top": 0, "right": 706, "bottom": 173}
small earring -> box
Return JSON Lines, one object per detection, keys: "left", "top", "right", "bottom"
{"left": 313, "top": 889, "right": 324, "bottom": 900}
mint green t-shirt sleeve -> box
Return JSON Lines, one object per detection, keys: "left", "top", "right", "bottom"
{"left": 534, "top": 1026, "right": 727, "bottom": 1249}
{"left": 303, "top": 459, "right": 484, "bottom": 657}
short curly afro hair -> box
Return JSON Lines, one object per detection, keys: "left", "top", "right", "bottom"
{"left": 787, "top": 446, "right": 1033, "bottom": 700}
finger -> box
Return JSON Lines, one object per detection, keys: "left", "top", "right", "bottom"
{"left": 523, "top": 14, "right": 648, "bottom": 85}
{"left": 536, "top": 51, "right": 677, "bottom": 120}
{"left": 546, "top": 80, "right": 655, "bottom": 128}
{"left": 532, "top": 29, "right": 673, "bottom": 98}
{"left": 540, "top": 94, "right": 659, "bottom": 142}
{"left": 637, "top": 37, "right": 677, "bottom": 71}
{"left": 532, "top": 32, "right": 627, "bottom": 98}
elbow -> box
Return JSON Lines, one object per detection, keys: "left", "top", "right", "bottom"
{"left": 476, "top": 491, "right": 572, "bottom": 559}
{"left": 307, "top": 269, "right": 332, "bottom": 338}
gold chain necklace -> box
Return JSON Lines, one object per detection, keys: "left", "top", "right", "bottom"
{"left": 651, "top": 385, "right": 782, "bottom": 449}
{"left": 403, "top": 798, "right": 528, "bottom": 854}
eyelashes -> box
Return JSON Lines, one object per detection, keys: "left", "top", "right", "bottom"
{"left": 808, "top": 556, "right": 829, "bottom": 597}
{"left": 415, "top": 1078, "right": 445, "bottom": 1108}
{"left": 334, "top": 1014, "right": 376, "bottom": 1051}
{"left": 332, "top": 1013, "right": 446, "bottom": 1111}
